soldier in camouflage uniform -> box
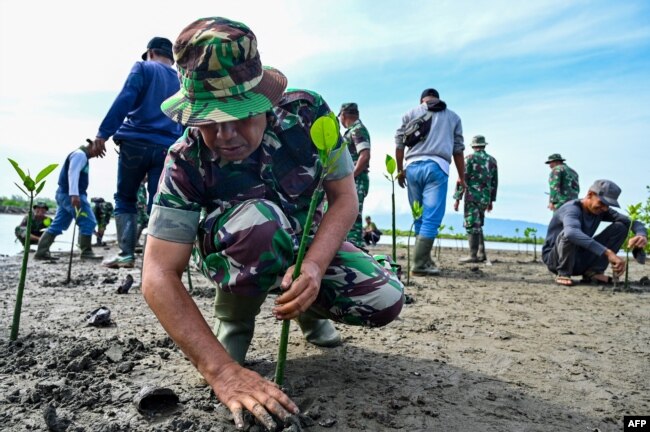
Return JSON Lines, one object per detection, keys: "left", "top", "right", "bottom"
{"left": 546, "top": 153, "right": 579, "bottom": 211}
{"left": 91, "top": 197, "right": 114, "bottom": 246}
{"left": 339, "top": 103, "right": 371, "bottom": 248}
{"left": 453, "top": 135, "right": 498, "bottom": 263}
{"left": 141, "top": 17, "right": 404, "bottom": 429}
{"left": 15, "top": 202, "right": 51, "bottom": 245}
{"left": 135, "top": 180, "right": 149, "bottom": 246}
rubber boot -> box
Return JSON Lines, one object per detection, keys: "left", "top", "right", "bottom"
{"left": 103, "top": 213, "right": 137, "bottom": 268}
{"left": 79, "top": 234, "right": 103, "bottom": 260}
{"left": 477, "top": 232, "right": 487, "bottom": 262}
{"left": 213, "top": 290, "right": 267, "bottom": 365}
{"left": 411, "top": 236, "right": 440, "bottom": 276}
{"left": 295, "top": 310, "right": 342, "bottom": 347}
{"left": 34, "top": 231, "right": 58, "bottom": 260}
{"left": 459, "top": 233, "right": 480, "bottom": 263}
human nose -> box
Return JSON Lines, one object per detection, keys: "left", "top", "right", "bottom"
{"left": 216, "top": 121, "right": 237, "bottom": 140}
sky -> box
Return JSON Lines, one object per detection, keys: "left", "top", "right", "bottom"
{"left": 1, "top": 0, "right": 649, "bottom": 229}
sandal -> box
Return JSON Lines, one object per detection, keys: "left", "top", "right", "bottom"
{"left": 555, "top": 275, "right": 575, "bottom": 286}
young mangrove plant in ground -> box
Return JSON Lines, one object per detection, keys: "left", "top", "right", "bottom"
{"left": 8, "top": 159, "right": 58, "bottom": 341}
{"left": 623, "top": 203, "right": 642, "bottom": 290}
{"left": 65, "top": 207, "right": 87, "bottom": 284}
{"left": 406, "top": 201, "right": 423, "bottom": 286}
{"left": 384, "top": 155, "right": 398, "bottom": 260}
{"left": 523, "top": 227, "right": 538, "bottom": 261}
{"left": 275, "top": 113, "right": 343, "bottom": 385}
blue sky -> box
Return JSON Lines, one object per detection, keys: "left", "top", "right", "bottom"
{"left": 1, "top": 0, "right": 649, "bottom": 228}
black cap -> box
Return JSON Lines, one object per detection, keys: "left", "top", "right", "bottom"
{"left": 33, "top": 201, "right": 49, "bottom": 210}
{"left": 420, "top": 88, "right": 439, "bottom": 101}
{"left": 589, "top": 179, "right": 621, "bottom": 208}
{"left": 141, "top": 37, "right": 174, "bottom": 61}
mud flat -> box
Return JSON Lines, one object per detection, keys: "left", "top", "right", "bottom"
{"left": 1, "top": 243, "right": 648, "bottom": 431}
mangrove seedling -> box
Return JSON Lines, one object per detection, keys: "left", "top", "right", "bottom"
{"left": 274, "top": 113, "right": 343, "bottom": 385}
{"left": 523, "top": 227, "right": 538, "bottom": 261}
{"left": 384, "top": 154, "right": 398, "bottom": 260}
{"left": 622, "top": 203, "right": 642, "bottom": 290}
{"left": 406, "top": 201, "right": 423, "bottom": 286}
{"left": 8, "top": 159, "right": 58, "bottom": 341}
{"left": 435, "top": 224, "right": 446, "bottom": 258}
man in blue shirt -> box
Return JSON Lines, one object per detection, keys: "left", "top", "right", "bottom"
{"left": 34, "top": 142, "right": 104, "bottom": 260}
{"left": 542, "top": 179, "right": 647, "bottom": 286}
{"left": 93, "top": 37, "right": 183, "bottom": 269}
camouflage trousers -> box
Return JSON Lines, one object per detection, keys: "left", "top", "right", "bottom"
{"left": 346, "top": 172, "right": 369, "bottom": 248}
{"left": 463, "top": 201, "right": 487, "bottom": 235}
{"left": 194, "top": 199, "right": 404, "bottom": 327}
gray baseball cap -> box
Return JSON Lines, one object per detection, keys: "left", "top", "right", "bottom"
{"left": 589, "top": 179, "right": 621, "bottom": 207}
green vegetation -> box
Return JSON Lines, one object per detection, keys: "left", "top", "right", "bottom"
{"left": 0, "top": 195, "right": 56, "bottom": 211}
{"left": 8, "top": 159, "right": 58, "bottom": 341}
{"left": 382, "top": 228, "right": 544, "bottom": 245}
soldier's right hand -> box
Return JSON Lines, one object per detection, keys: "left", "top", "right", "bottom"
{"left": 210, "top": 361, "right": 299, "bottom": 430}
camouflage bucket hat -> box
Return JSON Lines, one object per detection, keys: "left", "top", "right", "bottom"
{"left": 545, "top": 153, "right": 565, "bottom": 164}
{"left": 161, "top": 17, "right": 288, "bottom": 125}
{"left": 471, "top": 135, "right": 488, "bottom": 147}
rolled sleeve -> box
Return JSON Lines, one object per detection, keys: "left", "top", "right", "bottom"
{"left": 147, "top": 205, "right": 200, "bottom": 244}
{"left": 324, "top": 146, "right": 354, "bottom": 180}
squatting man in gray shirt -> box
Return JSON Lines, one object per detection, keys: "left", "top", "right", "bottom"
{"left": 542, "top": 179, "right": 647, "bottom": 286}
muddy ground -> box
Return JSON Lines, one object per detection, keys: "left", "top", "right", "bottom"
{"left": 1, "top": 242, "right": 648, "bottom": 431}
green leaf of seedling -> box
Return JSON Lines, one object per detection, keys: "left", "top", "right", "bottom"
{"left": 385, "top": 155, "right": 397, "bottom": 175}
{"left": 327, "top": 111, "right": 341, "bottom": 136}
{"left": 8, "top": 159, "right": 27, "bottom": 181}
{"left": 35, "top": 181, "right": 46, "bottom": 195}
{"left": 411, "top": 200, "right": 423, "bottom": 219}
{"left": 35, "top": 164, "right": 58, "bottom": 183}
{"left": 23, "top": 176, "right": 35, "bottom": 192}
{"left": 310, "top": 116, "right": 339, "bottom": 152}
{"left": 383, "top": 174, "right": 391, "bottom": 181}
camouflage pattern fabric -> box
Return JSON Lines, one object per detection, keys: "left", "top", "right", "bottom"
{"left": 343, "top": 119, "right": 371, "bottom": 247}
{"left": 192, "top": 198, "right": 404, "bottom": 327}
{"left": 154, "top": 90, "right": 350, "bottom": 238}
{"left": 347, "top": 172, "right": 369, "bottom": 247}
{"left": 161, "top": 17, "right": 288, "bottom": 125}
{"left": 92, "top": 202, "right": 114, "bottom": 230}
{"left": 136, "top": 184, "right": 149, "bottom": 226}
{"left": 453, "top": 149, "right": 498, "bottom": 234}
{"left": 549, "top": 164, "right": 579, "bottom": 209}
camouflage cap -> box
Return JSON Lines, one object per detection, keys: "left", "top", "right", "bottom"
{"left": 545, "top": 153, "right": 565, "bottom": 164}
{"left": 33, "top": 201, "right": 49, "bottom": 210}
{"left": 589, "top": 179, "right": 621, "bottom": 208}
{"left": 471, "top": 135, "right": 488, "bottom": 147}
{"left": 161, "top": 17, "right": 288, "bottom": 125}
{"left": 339, "top": 103, "right": 359, "bottom": 115}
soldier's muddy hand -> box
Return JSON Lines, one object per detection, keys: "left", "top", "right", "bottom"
{"left": 211, "top": 362, "right": 298, "bottom": 430}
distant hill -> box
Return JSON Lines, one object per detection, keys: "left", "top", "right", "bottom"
{"left": 369, "top": 213, "right": 548, "bottom": 238}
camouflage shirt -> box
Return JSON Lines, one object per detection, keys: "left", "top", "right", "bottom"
{"left": 149, "top": 89, "right": 354, "bottom": 244}
{"left": 93, "top": 201, "right": 114, "bottom": 227}
{"left": 453, "top": 149, "right": 498, "bottom": 206}
{"left": 549, "top": 164, "right": 579, "bottom": 208}
{"left": 343, "top": 119, "right": 370, "bottom": 172}
{"left": 136, "top": 183, "right": 149, "bottom": 225}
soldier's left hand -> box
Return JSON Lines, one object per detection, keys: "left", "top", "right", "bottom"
{"left": 628, "top": 235, "right": 648, "bottom": 250}
{"left": 274, "top": 259, "right": 322, "bottom": 320}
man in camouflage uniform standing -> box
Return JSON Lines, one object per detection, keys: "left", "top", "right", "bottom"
{"left": 546, "top": 153, "right": 579, "bottom": 211}
{"left": 91, "top": 197, "right": 114, "bottom": 246}
{"left": 141, "top": 17, "right": 404, "bottom": 430}
{"left": 339, "top": 103, "right": 371, "bottom": 248}
{"left": 453, "top": 135, "right": 498, "bottom": 263}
